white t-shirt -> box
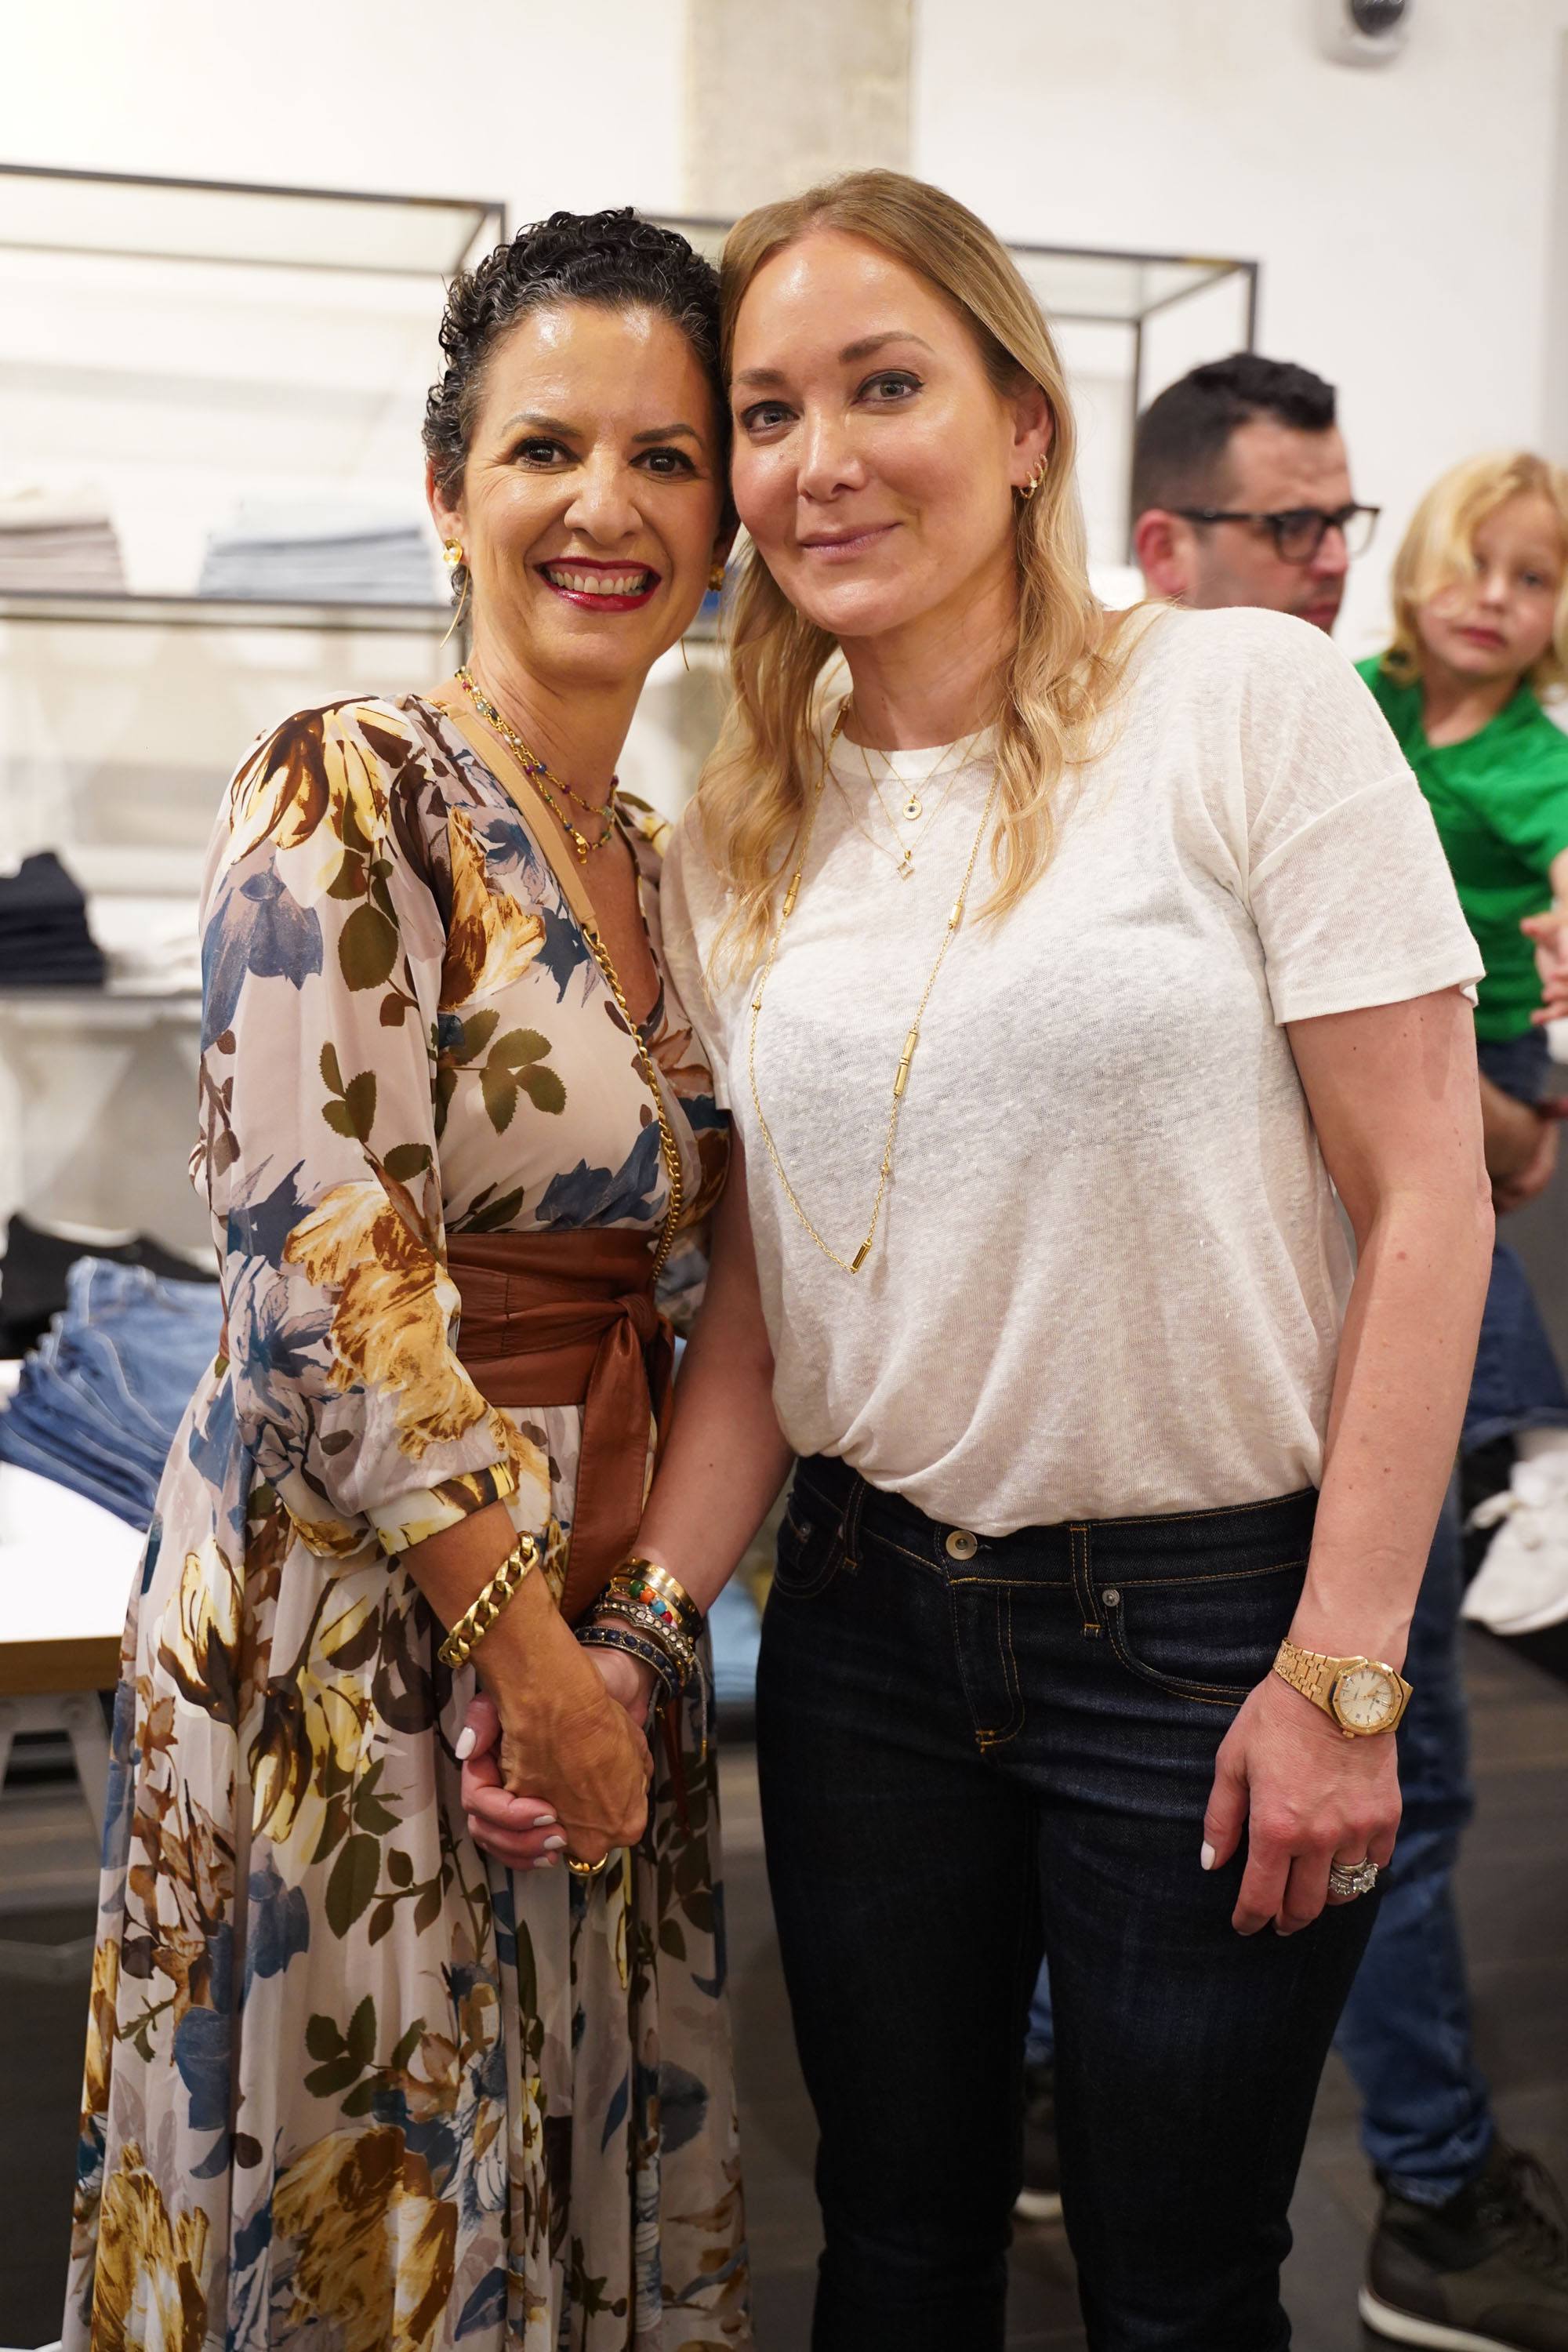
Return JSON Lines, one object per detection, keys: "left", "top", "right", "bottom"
{"left": 660, "top": 606, "right": 1483, "bottom": 1534}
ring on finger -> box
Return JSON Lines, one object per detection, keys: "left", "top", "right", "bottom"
{"left": 565, "top": 1850, "right": 616, "bottom": 1880}
{"left": 1327, "top": 1857, "right": 1379, "bottom": 1900}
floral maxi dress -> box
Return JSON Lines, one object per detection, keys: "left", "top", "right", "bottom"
{"left": 64, "top": 696, "right": 748, "bottom": 2352}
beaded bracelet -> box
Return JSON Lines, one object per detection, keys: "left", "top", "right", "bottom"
{"left": 597, "top": 1595, "right": 698, "bottom": 1687}
{"left": 578, "top": 1621, "right": 681, "bottom": 1704}
{"left": 436, "top": 1532, "right": 540, "bottom": 1669}
{"left": 609, "top": 1557, "right": 705, "bottom": 1643}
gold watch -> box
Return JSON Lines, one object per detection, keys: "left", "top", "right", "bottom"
{"left": 1272, "top": 1639, "right": 1412, "bottom": 1737}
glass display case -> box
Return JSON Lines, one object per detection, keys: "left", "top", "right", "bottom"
{"left": 0, "top": 164, "right": 504, "bottom": 1247}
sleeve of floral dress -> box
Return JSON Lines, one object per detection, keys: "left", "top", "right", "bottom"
{"left": 194, "top": 699, "right": 523, "bottom": 1560}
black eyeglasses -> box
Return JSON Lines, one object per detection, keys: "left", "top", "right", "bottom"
{"left": 1172, "top": 503, "right": 1381, "bottom": 563}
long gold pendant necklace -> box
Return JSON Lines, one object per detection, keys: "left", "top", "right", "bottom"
{"left": 456, "top": 665, "right": 620, "bottom": 861}
{"left": 749, "top": 704, "right": 1000, "bottom": 1275}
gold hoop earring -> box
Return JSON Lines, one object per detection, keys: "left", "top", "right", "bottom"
{"left": 1018, "top": 457, "right": 1048, "bottom": 502}
{"left": 708, "top": 561, "right": 726, "bottom": 594}
{"left": 680, "top": 635, "right": 691, "bottom": 674}
{"left": 442, "top": 539, "right": 464, "bottom": 569}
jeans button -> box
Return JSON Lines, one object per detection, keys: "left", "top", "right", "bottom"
{"left": 1102, "top": 1586, "right": 1121, "bottom": 1606}
{"left": 945, "top": 1529, "right": 978, "bottom": 1561}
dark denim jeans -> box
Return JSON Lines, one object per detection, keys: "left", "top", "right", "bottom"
{"left": 758, "top": 1457, "right": 1377, "bottom": 2352}
{"left": 1034, "top": 1486, "right": 1492, "bottom": 2205}
{"left": 1467, "top": 1031, "right": 1568, "bottom": 1450}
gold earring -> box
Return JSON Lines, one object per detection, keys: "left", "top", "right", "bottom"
{"left": 709, "top": 561, "right": 726, "bottom": 593}
{"left": 1018, "top": 457, "right": 1048, "bottom": 501}
{"left": 442, "top": 539, "right": 464, "bottom": 569}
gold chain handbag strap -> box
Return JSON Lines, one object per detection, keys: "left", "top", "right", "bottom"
{"left": 430, "top": 696, "right": 684, "bottom": 1279}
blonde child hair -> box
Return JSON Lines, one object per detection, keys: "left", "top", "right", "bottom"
{"left": 1385, "top": 449, "right": 1568, "bottom": 695}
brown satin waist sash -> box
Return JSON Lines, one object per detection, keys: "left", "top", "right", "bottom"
{"left": 447, "top": 1227, "right": 674, "bottom": 1625}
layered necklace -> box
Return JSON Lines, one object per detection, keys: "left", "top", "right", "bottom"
{"left": 748, "top": 703, "right": 1000, "bottom": 1275}
{"left": 456, "top": 665, "right": 620, "bottom": 861}
{"left": 832, "top": 726, "right": 982, "bottom": 880}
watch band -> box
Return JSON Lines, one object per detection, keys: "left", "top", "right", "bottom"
{"left": 1272, "top": 1639, "right": 1338, "bottom": 1714}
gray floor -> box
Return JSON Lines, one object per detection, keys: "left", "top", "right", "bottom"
{"left": 5, "top": 1628, "right": 1566, "bottom": 2350}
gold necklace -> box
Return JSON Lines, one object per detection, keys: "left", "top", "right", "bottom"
{"left": 456, "top": 666, "right": 619, "bottom": 860}
{"left": 748, "top": 705, "right": 1000, "bottom": 1275}
{"left": 854, "top": 739, "right": 975, "bottom": 877}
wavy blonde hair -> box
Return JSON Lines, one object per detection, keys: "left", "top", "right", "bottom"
{"left": 1384, "top": 449, "right": 1568, "bottom": 695}
{"left": 695, "top": 168, "right": 1138, "bottom": 973}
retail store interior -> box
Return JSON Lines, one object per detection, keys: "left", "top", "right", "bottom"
{"left": 6, "top": 4, "right": 1568, "bottom": 2347}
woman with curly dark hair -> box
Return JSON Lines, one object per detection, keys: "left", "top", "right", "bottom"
{"left": 64, "top": 211, "right": 747, "bottom": 2352}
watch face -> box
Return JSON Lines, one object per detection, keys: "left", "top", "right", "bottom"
{"left": 1333, "top": 1664, "right": 1400, "bottom": 1733}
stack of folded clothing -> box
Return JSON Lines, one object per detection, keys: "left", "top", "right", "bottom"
{"left": 198, "top": 500, "right": 438, "bottom": 604}
{"left": 0, "top": 1210, "right": 215, "bottom": 1358}
{"left": 0, "top": 487, "right": 126, "bottom": 591}
{"left": 0, "top": 1255, "right": 223, "bottom": 1527}
{"left": 0, "top": 851, "right": 107, "bottom": 988}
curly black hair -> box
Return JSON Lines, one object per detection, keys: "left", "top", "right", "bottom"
{"left": 423, "top": 208, "right": 728, "bottom": 597}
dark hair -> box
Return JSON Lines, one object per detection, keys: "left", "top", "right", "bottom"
{"left": 1131, "top": 352, "right": 1338, "bottom": 519}
{"left": 423, "top": 208, "right": 728, "bottom": 598}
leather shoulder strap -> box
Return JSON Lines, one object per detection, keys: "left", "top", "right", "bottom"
{"left": 428, "top": 695, "right": 603, "bottom": 941}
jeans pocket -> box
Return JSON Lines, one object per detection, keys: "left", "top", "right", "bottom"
{"left": 771, "top": 1479, "right": 850, "bottom": 1602}
{"left": 1102, "top": 1559, "right": 1308, "bottom": 1710}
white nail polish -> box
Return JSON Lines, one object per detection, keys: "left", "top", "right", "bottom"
{"left": 534, "top": 1814, "right": 557, "bottom": 1829}
{"left": 1200, "top": 1842, "right": 1217, "bottom": 1871}
{"left": 533, "top": 1853, "right": 558, "bottom": 1870}
{"left": 543, "top": 1835, "right": 566, "bottom": 1852}
{"left": 455, "top": 1726, "right": 476, "bottom": 1760}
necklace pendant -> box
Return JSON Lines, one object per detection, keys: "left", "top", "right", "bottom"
{"left": 902, "top": 792, "right": 923, "bottom": 822}
{"left": 897, "top": 854, "right": 914, "bottom": 879}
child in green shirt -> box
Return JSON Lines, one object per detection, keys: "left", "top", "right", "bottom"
{"left": 1359, "top": 448, "right": 1568, "bottom": 1081}
{"left": 1362, "top": 449, "right": 1568, "bottom": 1629}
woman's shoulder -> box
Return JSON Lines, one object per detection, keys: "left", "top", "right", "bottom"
{"left": 223, "top": 693, "right": 469, "bottom": 856}
{"left": 1131, "top": 600, "right": 1351, "bottom": 684}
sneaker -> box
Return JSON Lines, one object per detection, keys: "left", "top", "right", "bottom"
{"left": 1360, "top": 2140, "right": 1568, "bottom": 2349}
{"left": 1014, "top": 2060, "right": 1062, "bottom": 2224}
{"left": 1464, "top": 1433, "right": 1568, "bottom": 1638}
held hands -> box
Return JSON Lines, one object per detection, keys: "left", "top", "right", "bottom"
{"left": 1202, "top": 1671, "right": 1400, "bottom": 1936}
{"left": 459, "top": 1647, "right": 659, "bottom": 1873}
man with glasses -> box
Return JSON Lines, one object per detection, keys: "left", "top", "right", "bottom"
{"left": 1131, "top": 352, "right": 1377, "bottom": 630}
{"left": 1016, "top": 353, "right": 1568, "bottom": 2352}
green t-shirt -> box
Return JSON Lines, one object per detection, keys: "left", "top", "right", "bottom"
{"left": 1359, "top": 655, "right": 1568, "bottom": 1039}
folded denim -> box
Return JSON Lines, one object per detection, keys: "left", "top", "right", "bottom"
{"left": 0, "top": 1255, "right": 223, "bottom": 1526}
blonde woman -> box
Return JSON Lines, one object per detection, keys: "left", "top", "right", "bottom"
{"left": 462, "top": 176, "right": 1491, "bottom": 2350}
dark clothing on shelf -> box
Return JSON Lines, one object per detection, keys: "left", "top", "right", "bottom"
{"left": 0, "top": 851, "right": 106, "bottom": 987}
{"left": 0, "top": 1210, "right": 214, "bottom": 1358}
{"left": 0, "top": 1256, "right": 222, "bottom": 1526}
{"left": 758, "top": 1457, "right": 1374, "bottom": 2352}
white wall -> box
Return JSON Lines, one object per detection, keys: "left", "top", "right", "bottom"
{"left": 913, "top": 0, "right": 1568, "bottom": 657}
{"left": 0, "top": 0, "right": 688, "bottom": 227}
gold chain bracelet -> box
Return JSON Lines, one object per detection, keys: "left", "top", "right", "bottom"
{"left": 437, "top": 1532, "right": 541, "bottom": 1668}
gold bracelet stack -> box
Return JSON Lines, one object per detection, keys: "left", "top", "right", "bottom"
{"left": 436, "top": 1533, "right": 542, "bottom": 1668}
{"left": 592, "top": 1556, "right": 704, "bottom": 1689}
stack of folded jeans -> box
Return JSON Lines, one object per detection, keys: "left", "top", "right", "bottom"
{"left": 0, "top": 1210, "right": 213, "bottom": 1357}
{"left": 0, "top": 1257, "right": 223, "bottom": 1526}
{"left": 0, "top": 851, "right": 106, "bottom": 988}
{"left": 0, "top": 487, "right": 126, "bottom": 592}
{"left": 198, "top": 501, "right": 438, "bottom": 604}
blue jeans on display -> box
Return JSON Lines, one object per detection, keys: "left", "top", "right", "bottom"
{"left": 0, "top": 1255, "right": 221, "bottom": 1524}
{"left": 758, "top": 1457, "right": 1377, "bottom": 2352}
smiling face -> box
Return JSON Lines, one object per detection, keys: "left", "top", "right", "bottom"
{"left": 1415, "top": 492, "right": 1566, "bottom": 689}
{"left": 728, "top": 228, "right": 1048, "bottom": 655}
{"left": 428, "top": 299, "right": 726, "bottom": 694}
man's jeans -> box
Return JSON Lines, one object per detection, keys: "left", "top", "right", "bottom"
{"left": 1029, "top": 1486, "right": 1492, "bottom": 2206}
{"left": 0, "top": 1255, "right": 221, "bottom": 1525}
{"left": 759, "top": 1457, "right": 1376, "bottom": 2352}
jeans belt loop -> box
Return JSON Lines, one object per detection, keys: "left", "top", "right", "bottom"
{"left": 1070, "top": 1522, "right": 1102, "bottom": 1638}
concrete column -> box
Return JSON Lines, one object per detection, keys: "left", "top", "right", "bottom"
{"left": 684, "top": 0, "right": 913, "bottom": 218}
